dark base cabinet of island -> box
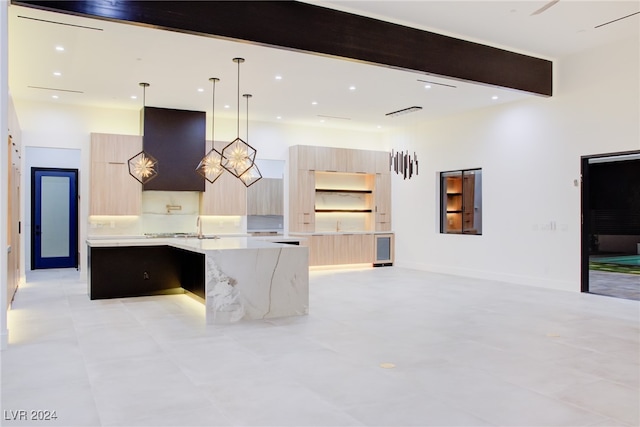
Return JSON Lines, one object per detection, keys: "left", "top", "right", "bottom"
{"left": 88, "top": 245, "right": 205, "bottom": 300}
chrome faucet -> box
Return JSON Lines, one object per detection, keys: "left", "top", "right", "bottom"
{"left": 196, "top": 216, "right": 203, "bottom": 239}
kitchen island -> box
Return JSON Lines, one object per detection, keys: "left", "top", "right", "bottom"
{"left": 86, "top": 236, "right": 308, "bottom": 323}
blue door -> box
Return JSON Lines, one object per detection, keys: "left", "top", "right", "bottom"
{"left": 32, "top": 168, "right": 78, "bottom": 269}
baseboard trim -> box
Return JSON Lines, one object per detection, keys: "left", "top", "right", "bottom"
{"left": 395, "top": 261, "right": 577, "bottom": 293}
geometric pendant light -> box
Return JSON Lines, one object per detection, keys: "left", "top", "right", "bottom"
{"left": 222, "top": 57, "right": 257, "bottom": 178}
{"left": 196, "top": 77, "right": 225, "bottom": 184}
{"left": 239, "top": 162, "right": 262, "bottom": 187}
{"left": 128, "top": 150, "right": 158, "bottom": 184}
{"left": 238, "top": 93, "right": 262, "bottom": 187}
{"left": 128, "top": 82, "right": 159, "bottom": 184}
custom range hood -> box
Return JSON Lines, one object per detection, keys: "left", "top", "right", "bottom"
{"left": 142, "top": 106, "right": 206, "bottom": 192}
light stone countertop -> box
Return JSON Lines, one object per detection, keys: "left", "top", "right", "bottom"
{"left": 86, "top": 235, "right": 306, "bottom": 254}
{"left": 288, "top": 231, "right": 393, "bottom": 235}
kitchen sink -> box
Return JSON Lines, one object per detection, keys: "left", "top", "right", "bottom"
{"left": 144, "top": 233, "right": 219, "bottom": 239}
{"left": 145, "top": 232, "right": 197, "bottom": 238}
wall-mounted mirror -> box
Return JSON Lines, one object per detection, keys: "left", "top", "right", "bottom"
{"left": 247, "top": 159, "right": 284, "bottom": 234}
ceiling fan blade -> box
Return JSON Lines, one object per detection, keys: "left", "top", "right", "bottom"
{"left": 531, "top": 0, "right": 560, "bottom": 16}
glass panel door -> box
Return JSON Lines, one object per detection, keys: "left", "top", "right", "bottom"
{"left": 32, "top": 168, "right": 78, "bottom": 269}
{"left": 41, "top": 176, "right": 71, "bottom": 258}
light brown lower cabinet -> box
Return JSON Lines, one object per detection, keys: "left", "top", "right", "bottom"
{"left": 308, "top": 234, "right": 335, "bottom": 266}
{"left": 307, "top": 233, "right": 375, "bottom": 266}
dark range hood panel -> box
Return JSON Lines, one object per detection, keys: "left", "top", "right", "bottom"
{"left": 142, "top": 106, "right": 205, "bottom": 192}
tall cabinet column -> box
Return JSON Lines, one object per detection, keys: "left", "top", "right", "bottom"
{"left": 289, "top": 145, "right": 393, "bottom": 266}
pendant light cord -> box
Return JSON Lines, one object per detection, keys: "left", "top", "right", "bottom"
{"left": 246, "top": 94, "right": 249, "bottom": 142}
{"left": 139, "top": 82, "right": 149, "bottom": 136}
{"left": 212, "top": 79, "right": 216, "bottom": 142}
{"left": 142, "top": 85, "right": 145, "bottom": 136}
{"left": 236, "top": 59, "right": 240, "bottom": 137}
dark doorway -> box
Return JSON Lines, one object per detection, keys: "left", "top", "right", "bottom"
{"left": 581, "top": 152, "right": 640, "bottom": 300}
{"left": 31, "top": 168, "right": 79, "bottom": 269}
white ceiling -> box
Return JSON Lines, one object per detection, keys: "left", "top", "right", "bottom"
{"left": 8, "top": 1, "right": 639, "bottom": 132}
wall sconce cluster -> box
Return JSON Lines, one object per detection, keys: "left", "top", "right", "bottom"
{"left": 390, "top": 149, "right": 419, "bottom": 180}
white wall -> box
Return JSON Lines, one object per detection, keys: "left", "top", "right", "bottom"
{"left": 389, "top": 36, "right": 640, "bottom": 292}
{"left": 1, "top": 0, "right": 9, "bottom": 350}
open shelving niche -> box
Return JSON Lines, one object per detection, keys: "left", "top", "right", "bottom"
{"left": 314, "top": 171, "right": 375, "bottom": 232}
{"left": 444, "top": 174, "right": 463, "bottom": 231}
{"left": 441, "top": 169, "right": 482, "bottom": 235}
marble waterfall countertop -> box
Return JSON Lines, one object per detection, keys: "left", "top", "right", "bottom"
{"left": 86, "top": 235, "right": 309, "bottom": 323}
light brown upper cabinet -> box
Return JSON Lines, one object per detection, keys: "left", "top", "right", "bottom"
{"left": 90, "top": 133, "right": 142, "bottom": 215}
{"left": 314, "top": 146, "right": 345, "bottom": 172}
{"left": 247, "top": 178, "right": 283, "bottom": 216}
{"left": 291, "top": 145, "right": 316, "bottom": 171}
{"left": 345, "top": 149, "right": 376, "bottom": 174}
{"left": 200, "top": 140, "right": 247, "bottom": 216}
{"left": 375, "top": 151, "right": 391, "bottom": 174}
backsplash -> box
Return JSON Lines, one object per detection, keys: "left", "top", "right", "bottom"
{"left": 315, "top": 212, "right": 370, "bottom": 232}
{"left": 141, "top": 191, "right": 200, "bottom": 234}
{"left": 88, "top": 191, "right": 245, "bottom": 236}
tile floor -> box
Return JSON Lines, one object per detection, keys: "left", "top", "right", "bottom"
{"left": 2, "top": 267, "right": 639, "bottom": 427}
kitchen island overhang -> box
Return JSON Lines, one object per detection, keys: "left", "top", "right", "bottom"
{"left": 86, "top": 237, "right": 309, "bottom": 324}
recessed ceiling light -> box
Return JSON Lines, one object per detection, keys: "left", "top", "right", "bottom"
{"left": 55, "top": 46, "right": 64, "bottom": 51}
{"left": 197, "top": 88, "right": 204, "bottom": 92}
{"left": 320, "top": 119, "right": 325, "bottom": 123}
{"left": 276, "top": 116, "right": 282, "bottom": 120}
{"left": 377, "top": 125, "right": 382, "bottom": 129}
{"left": 52, "top": 95, "right": 59, "bottom": 99}
{"left": 492, "top": 95, "right": 499, "bottom": 100}
{"left": 53, "top": 71, "right": 62, "bottom": 76}
{"left": 311, "top": 101, "right": 318, "bottom": 105}
{"left": 130, "top": 95, "right": 137, "bottom": 100}
{"left": 275, "top": 75, "right": 283, "bottom": 80}
{"left": 224, "top": 104, "right": 230, "bottom": 109}
{"left": 349, "top": 86, "right": 356, "bottom": 91}
{"left": 424, "top": 85, "right": 431, "bottom": 89}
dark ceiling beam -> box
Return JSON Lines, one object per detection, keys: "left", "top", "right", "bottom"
{"left": 13, "top": 0, "right": 552, "bottom": 96}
